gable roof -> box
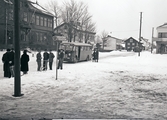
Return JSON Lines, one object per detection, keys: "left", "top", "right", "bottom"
{"left": 54, "top": 22, "right": 96, "bottom": 35}
{"left": 103, "top": 35, "right": 123, "bottom": 41}
{"left": 124, "top": 37, "right": 139, "bottom": 42}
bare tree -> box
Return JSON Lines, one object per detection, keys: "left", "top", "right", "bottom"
{"left": 101, "top": 30, "right": 109, "bottom": 49}
{"left": 60, "top": 0, "right": 96, "bottom": 32}
{"left": 45, "top": 0, "right": 61, "bottom": 27}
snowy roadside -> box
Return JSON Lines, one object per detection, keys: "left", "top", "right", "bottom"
{"left": 0, "top": 51, "right": 167, "bottom": 119}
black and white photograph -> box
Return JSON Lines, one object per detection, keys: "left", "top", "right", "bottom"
{"left": 0, "top": 0, "right": 167, "bottom": 119}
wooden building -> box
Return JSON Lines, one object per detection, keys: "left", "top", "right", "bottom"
{"left": 0, "top": 0, "right": 54, "bottom": 50}
{"left": 53, "top": 22, "right": 96, "bottom": 44}
{"left": 124, "top": 37, "right": 142, "bottom": 51}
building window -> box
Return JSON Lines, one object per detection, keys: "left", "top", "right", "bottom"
{"left": 36, "top": 33, "right": 39, "bottom": 42}
{"left": 132, "top": 43, "right": 135, "bottom": 46}
{"left": 130, "top": 39, "right": 133, "bottom": 42}
{"left": 21, "top": 31, "right": 26, "bottom": 41}
{"left": 48, "top": 19, "right": 52, "bottom": 28}
{"left": 23, "top": 12, "right": 28, "bottom": 22}
{"left": 40, "top": 33, "right": 43, "bottom": 42}
{"left": 31, "top": 14, "right": 35, "bottom": 24}
{"left": 127, "top": 43, "right": 130, "bottom": 45}
{"left": 9, "top": 10, "right": 13, "bottom": 21}
{"left": 158, "top": 33, "right": 167, "bottom": 38}
{"left": 36, "top": 16, "right": 39, "bottom": 25}
{"left": 44, "top": 18, "right": 47, "bottom": 27}
{"left": 40, "top": 17, "right": 43, "bottom": 26}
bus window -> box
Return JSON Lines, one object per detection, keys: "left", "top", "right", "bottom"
{"left": 60, "top": 45, "right": 65, "bottom": 50}
{"left": 65, "top": 45, "right": 73, "bottom": 51}
{"left": 81, "top": 47, "right": 83, "bottom": 51}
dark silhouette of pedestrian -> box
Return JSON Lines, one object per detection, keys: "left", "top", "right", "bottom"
{"left": 49, "top": 50, "right": 55, "bottom": 70}
{"left": 9, "top": 48, "right": 15, "bottom": 77}
{"left": 92, "top": 48, "right": 99, "bottom": 62}
{"left": 2, "top": 49, "right": 11, "bottom": 78}
{"left": 43, "top": 49, "right": 49, "bottom": 70}
{"left": 57, "top": 49, "right": 64, "bottom": 70}
{"left": 36, "top": 50, "right": 42, "bottom": 71}
{"left": 21, "top": 50, "right": 30, "bottom": 74}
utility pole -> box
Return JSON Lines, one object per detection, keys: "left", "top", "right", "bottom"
{"left": 13, "top": 0, "right": 23, "bottom": 97}
{"left": 138, "top": 12, "right": 142, "bottom": 56}
{"left": 151, "top": 27, "right": 154, "bottom": 53}
{"left": 5, "top": 5, "right": 8, "bottom": 46}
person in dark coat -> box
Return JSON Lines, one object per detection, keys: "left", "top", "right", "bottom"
{"left": 21, "top": 50, "right": 29, "bottom": 74}
{"left": 2, "top": 49, "right": 11, "bottom": 78}
{"left": 43, "top": 49, "right": 49, "bottom": 70}
{"left": 36, "top": 50, "right": 42, "bottom": 71}
{"left": 57, "top": 49, "right": 64, "bottom": 70}
{"left": 49, "top": 50, "right": 55, "bottom": 70}
{"left": 9, "top": 48, "right": 15, "bottom": 77}
{"left": 93, "top": 48, "right": 99, "bottom": 62}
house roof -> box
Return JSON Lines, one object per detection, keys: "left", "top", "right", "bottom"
{"left": 54, "top": 22, "right": 96, "bottom": 35}
{"left": 103, "top": 35, "right": 123, "bottom": 41}
{"left": 124, "top": 37, "right": 139, "bottom": 42}
{"left": 27, "top": 0, "right": 54, "bottom": 17}
{"left": 157, "top": 23, "right": 167, "bottom": 28}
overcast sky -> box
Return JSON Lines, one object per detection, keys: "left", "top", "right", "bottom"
{"left": 37, "top": 0, "right": 167, "bottom": 41}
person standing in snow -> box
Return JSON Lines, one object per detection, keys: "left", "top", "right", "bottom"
{"left": 93, "top": 48, "right": 99, "bottom": 62}
{"left": 57, "top": 49, "right": 64, "bottom": 70}
{"left": 36, "top": 49, "right": 42, "bottom": 71}
{"left": 9, "top": 48, "right": 15, "bottom": 77}
{"left": 21, "top": 50, "right": 30, "bottom": 74}
{"left": 49, "top": 50, "right": 55, "bottom": 70}
{"left": 43, "top": 49, "right": 49, "bottom": 70}
{"left": 2, "top": 48, "right": 11, "bottom": 78}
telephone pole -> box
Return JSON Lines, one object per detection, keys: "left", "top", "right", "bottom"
{"left": 151, "top": 27, "right": 154, "bottom": 53}
{"left": 138, "top": 12, "right": 142, "bottom": 56}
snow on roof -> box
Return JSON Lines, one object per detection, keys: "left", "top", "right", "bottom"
{"left": 28, "top": 0, "right": 54, "bottom": 16}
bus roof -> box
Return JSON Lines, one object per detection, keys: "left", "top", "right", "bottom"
{"left": 61, "top": 42, "right": 92, "bottom": 47}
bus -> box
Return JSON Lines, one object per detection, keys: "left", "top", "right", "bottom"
{"left": 59, "top": 42, "right": 93, "bottom": 63}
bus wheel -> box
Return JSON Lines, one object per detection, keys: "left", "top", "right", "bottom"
{"left": 86, "top": 55, "right": 89, "bottom": 61}
{"left": 74, "top": 56, "right": 78, "bottom": 63}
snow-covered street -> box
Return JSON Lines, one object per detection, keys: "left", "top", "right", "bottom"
{"left": 0, "top": 50, "right": 167, "bottom": 120}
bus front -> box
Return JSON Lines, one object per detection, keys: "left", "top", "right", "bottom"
{"left": 60, "top": 43, "right": 74, "bottom": 62}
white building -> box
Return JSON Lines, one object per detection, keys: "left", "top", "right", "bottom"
{"left": 153, "top": 23, "right": 167, "bottom": 54}
{"left": 102, "top": 35, "right": 122, "bottom": 51}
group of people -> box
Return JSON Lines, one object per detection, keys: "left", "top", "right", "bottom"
{"left": 2, "top": 48, "right": 64, "bottom": 78}
{"left": 36, "top": 49, "right": 55, "bottom": 71}
{"left": 2, "top": 48, "right": 30, "bottom": 78}
{"left": 36, "top": 49, "right": 65, "bottom": 71}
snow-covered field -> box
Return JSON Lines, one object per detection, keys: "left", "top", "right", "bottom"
{"left": 0, "top": 50, "right": 167, "bottom": 120}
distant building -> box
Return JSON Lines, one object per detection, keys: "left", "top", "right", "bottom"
{"left": 0, "top": 0, "right": 54, "bottom": 50}
{"left": 153, "top": 23, "right": 167, "bottom": 54}
{"left": 124, "top": 37, "right": 143, "bottom": 51}
{"left": 53, "top": 22, "right": 96, "bottom": 44}
{"left": 140, "top": 37, "right": 151, "bottom": 50}
{"left": 102, "top": 35, "right": 123, "bottom": 51}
